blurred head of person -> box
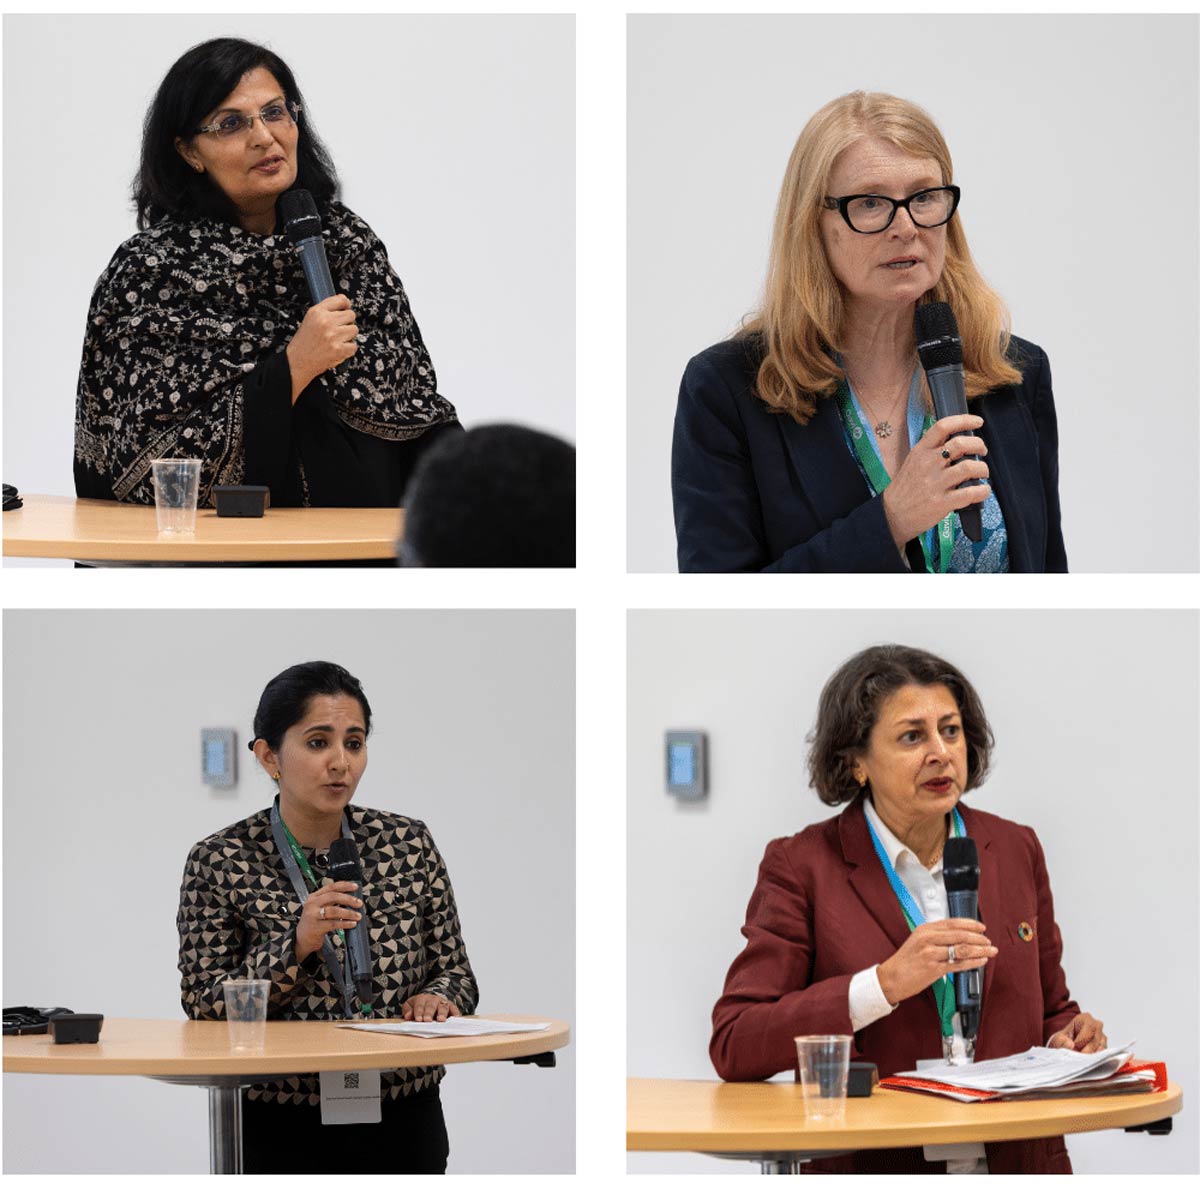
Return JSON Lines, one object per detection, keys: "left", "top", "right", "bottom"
{"left": 399, "top": 424, "right": 575, "bottom": 568}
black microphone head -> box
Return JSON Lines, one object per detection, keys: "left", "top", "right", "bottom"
{"left": 914, "top": 302, "right": 963, "bottom": 370}
{"left": 327, "top": 836, "right": 364, "bottom": 882}
{"left": 277, "top": 189, "right": 322, "bottom": 243}
{"left": 943, "top": 836, "right": 979, "bottom": 892}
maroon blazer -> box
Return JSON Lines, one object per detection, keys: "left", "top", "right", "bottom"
{"left": 711, "top": 796, "right": 1080, "bottom": 1174}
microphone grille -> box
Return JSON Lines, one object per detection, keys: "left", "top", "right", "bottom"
{"left": 942, "top": 836, "right": 979, "bottom": 891}
{"left": 328, "top": 837, "right": 363, "bottom": 877}
{"left": 277, "top": 189, "right": 321, "bottom": 242}
{"left": 914, "top": 302, "right": 963, "bottom": 370}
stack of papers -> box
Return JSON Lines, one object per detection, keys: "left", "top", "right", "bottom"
{"left": 336, "top": 1017, "right": 550, "bottom": 1040}
{"left": 882, "top": 1042, "right": 1163, "bottom": 1102}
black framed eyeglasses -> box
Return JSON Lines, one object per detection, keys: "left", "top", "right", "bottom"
{"left": 196, "top": 100, "right": 301, "bottom": 139}
{"left": 822, "top": 185, "right": 961, "bottom": 234}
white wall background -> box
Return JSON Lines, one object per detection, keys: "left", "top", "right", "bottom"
{"left": 3, "top": 13, "right": 575, "bottom": 502}
{"left": 628, "top": 14, "right": 1200, "bottom": 572}
{"left": 627, "top": 609, "right": 1198, "bottom": 1174}
{"left": 2, "top": 609, "right": 575, "bottom": 1174}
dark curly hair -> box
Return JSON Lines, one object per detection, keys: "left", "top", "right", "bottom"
{"left": 250, "top": 661, "right": 371, "bottom": 753}
{"left": 134, "top": 37, "right": 338, "bottom": 229}
{"left": 806, "top": 644, "right": 994, "bottom": 806}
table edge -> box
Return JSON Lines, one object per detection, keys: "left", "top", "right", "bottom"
{"left": 625, "top": 1082, "right": 1183, "bottom": 1152}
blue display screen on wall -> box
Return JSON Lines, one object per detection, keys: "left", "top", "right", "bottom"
{"left": 668, "top": 743, "right": 695, "bottom": 786}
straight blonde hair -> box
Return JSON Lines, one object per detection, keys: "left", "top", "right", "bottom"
{"left": 741, "top": 92, "right": 1022, "bottom": 424}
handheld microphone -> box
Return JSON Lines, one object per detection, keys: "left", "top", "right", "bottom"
{"left": 277, "top": 188, "right": 336, "bottom": 305}
{"left": 914, "top": 302, "right": 982, "bottom": 543}
{"left": 942, "top": 836, "right": 982, "bottom": 1041}
{"left": 327, "top": 837, "right": 373, "bottom": 1007}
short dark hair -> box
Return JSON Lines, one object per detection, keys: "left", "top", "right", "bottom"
{"left": 807, "top": 644, "right": 994, "bottom": 806}
{"left": 399, "top": 424, "right": 576, "bottom": 568}
{"left": 251, "top": 661, "right": 371, "bottom": 752}
{"left": 135, "top": 37, "right": 338, "bottom": 229}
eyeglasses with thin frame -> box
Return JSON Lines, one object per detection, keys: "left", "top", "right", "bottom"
{"left": 195, "top": 100, "right": 301, "bottom": 139}
{"left": 822, "top": 185, "right": 961, "bottom": 234}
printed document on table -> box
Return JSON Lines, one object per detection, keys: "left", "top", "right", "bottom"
{"left": 896, "top": 1042, "right": 1135, "bottom": 1092}
{"left": 337, "top": 1018, "right": 551, "bottom": 1039}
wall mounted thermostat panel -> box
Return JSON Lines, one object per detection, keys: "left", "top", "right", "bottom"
{"left": 201, "top": 728, "right": 237, "bottom": 788}
{"left": 665, "top": 730, "right": 707, "bottom": 799}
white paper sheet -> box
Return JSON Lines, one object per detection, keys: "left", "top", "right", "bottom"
{"left": 896, "top": 1041, "right": 1135, "bottom": 1092}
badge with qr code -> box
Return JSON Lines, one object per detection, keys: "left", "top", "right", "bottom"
{"left": 319, "top": 1068, "right": 382, "bottom": 1125}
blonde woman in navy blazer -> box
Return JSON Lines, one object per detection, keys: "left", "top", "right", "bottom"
{"left": 672, "top": 92, "right": 1065, "bottom": 573}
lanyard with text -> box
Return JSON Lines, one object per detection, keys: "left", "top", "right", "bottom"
{"left": 269, "top": 797, "right": 366, "bottom": 1019}
{"left": 835, "top": 382, "right": 954, "bottom": 574}
{"left": 865, "top": 806, "right": 967, "bottom": 1038}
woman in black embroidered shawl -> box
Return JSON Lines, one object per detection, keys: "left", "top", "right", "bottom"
{"left": 74, "top": 37, "right": 460, "bottom": 507}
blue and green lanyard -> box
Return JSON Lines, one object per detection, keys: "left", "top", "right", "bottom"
{"left": 835, "top": 380, "right": 954, "bottom": 574}
{"left": 865, "top": 806, "right": 967, "bottom": 1038}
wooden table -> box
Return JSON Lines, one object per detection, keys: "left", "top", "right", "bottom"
{"left": 627, "top": 1077, "right": 1182, "bottom": 1173}
{"left": 3, "top": 495, "right": 402, "bottom": 562}
{"left": 6, "top": 1015, "right": 569, "bottom": 1173}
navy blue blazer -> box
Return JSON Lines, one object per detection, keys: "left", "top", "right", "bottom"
{"left": 671, "top": 335, "right": 1067, "bottom": 573}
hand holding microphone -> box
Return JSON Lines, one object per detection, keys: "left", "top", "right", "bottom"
{"left": 915, "top": 301, "right": 986, "bottom": 543}
{"left": 285, "top": 296, "right": 359, "bottom": 402}
{"left": 294, "top": 880, "right": 362, "bottom": 962}
{"left": 881, "top": 414, "right": 991, "bottom": 550}
{"left": 278, "top": 188, "right": 358, "bottom": 402}
{"left": 876, "top": 918, "right": 996, "bottom": 1006}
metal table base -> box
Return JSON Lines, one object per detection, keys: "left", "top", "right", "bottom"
{"left": 706, "top": 1149, "right": 854, "bottom": 1174}
{"left": 151, "top": 1074, "right": 252, "bottom": 1174}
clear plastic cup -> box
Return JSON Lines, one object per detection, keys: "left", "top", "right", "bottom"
{"left": 795, "top": 1034, "right": 851, "bottom": 1121}
{"left": 151, "top": 459, "right": 201, "bottom": 533}
{"left": 222, "top": 979, "right": 269, "bottom": 1053}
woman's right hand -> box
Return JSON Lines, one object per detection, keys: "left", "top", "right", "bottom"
{"left": 294, "top": 880, "right": 363, "bottom": 963}
{"left": 881, "top": 414, "right": 991, "bottom": 549}
{"left": 285, "top": 295, "right": 359, "bottom": 403}
{"left": 876, "top": 918, "right": 997, "bottom": 1006}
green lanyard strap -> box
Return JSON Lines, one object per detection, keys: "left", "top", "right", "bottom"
{"left": 835, "top": 381, "right": 954, "bottom": 574}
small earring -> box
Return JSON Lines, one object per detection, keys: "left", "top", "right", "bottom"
{"left": 272, "top": 773, "right": 280, "bottom": 782}
{"left": 193, "top": 164, "right": 204, "bottom": 173}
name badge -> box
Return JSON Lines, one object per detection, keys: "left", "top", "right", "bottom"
{"left": 319, "top": 1069, "right": 382, "bottom": 1125}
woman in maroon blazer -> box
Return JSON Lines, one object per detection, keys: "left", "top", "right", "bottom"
{"left": 711, "top": 644, "right": 1106, "bottom": 1174}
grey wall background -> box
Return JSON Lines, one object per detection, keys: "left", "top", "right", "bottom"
{"left": 627, "top": 609, "right": 1198, "bottom": 1173}
{"left": 628, "top": 14, "right": 1200, "bottom": 572}
{"left": 3, "top": 609, "right": 575, "bottom": 1174}
{"left": 3, "top": 13, "right": 575, "bottom": 503}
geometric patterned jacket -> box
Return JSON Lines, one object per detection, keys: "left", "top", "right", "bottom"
{"left": 177, "top": 803, "right": 478, "bottom": 1105}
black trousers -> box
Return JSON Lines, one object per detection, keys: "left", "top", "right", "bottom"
{"left": 240, "top": 1083, "right": 449, "bottom": 1174}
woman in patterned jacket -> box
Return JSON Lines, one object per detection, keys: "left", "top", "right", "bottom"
{"left": 75, "top": 38, "right": 460, "bottom": 508}
{"left": 177, "top": 661, "right": 478, "bottom": 1173}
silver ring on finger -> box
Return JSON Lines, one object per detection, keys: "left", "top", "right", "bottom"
{"left": 947, "top": 945, "right": 956, "bottom": 964}
{"left": 319, "top": 906, "right": 326, "bottom": 920}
